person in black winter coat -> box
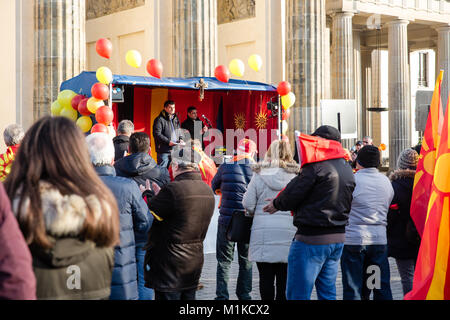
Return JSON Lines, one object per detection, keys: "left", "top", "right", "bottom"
{"left": 152, "top": 100, "right": 183, "bottom": 168}
{"left": 211, "top": 138, "right": 257, "bottom": 300}
{"left": 113, "top": 120, "right": 134, "bottom": 161}
{"left": 141, "top": 145, "right": 215, "bottom": 300}
{"left": 387, "top": 148, "right": 420, "bottom": 297}
{"left": 87, "top": 132, "right": 152, "bottom": 300}
{"left": 181, "top": 106, "right": 208, "bottom": 148}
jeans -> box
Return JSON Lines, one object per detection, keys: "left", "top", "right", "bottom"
{"left": 341, "top": 244, "right": 393, "bottom": 300}
{"left": 395, "top": 258, "right": 416, "bottom": 296}
{"left": 286, "top": 240, "right": 344, "bottom": 300}
{"left": 154, "top": 289, "right": 196, "bottom": 301}
{"left": 136, "top": 246, "right": 154, "bottom": 300}
{"left": 256, "top": 262, "right": 287, "bottom": 301}
{"left": 215, "top": 223, "right": 252, "bottom": 300}
{"left": 157, "top": 153, "right": 171, "bottom": 168}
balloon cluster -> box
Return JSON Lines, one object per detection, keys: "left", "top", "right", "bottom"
{"left": 214, "top": 54, "right": 263, "bottom": 83}
{"left": 277, "top": 81, "right": 295, "bottom": 135}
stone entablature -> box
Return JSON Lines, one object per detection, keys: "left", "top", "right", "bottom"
{"left": 86, "top": 0, "right": 145, "bottom": 20}
{"left": 218, "top": 0, "right": 255, "bottom": 24}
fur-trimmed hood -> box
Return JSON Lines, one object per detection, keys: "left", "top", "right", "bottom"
{"left": 389, "top": 169, "right": 416, "bottom": 181}
{"left": 12, "top": 181, "right": 109, "bottom": 238}
{"left": 251, "top": 162, "right": 300, "bottom": 191}
{"left": 251, "top": 161, "right": 300, "bottom": 174}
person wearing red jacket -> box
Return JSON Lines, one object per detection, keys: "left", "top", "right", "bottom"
{"left": 0, "top": 124, "right": 24, "bottom": 182}
{"left": 0, "top": 182, "right": 36, "bottom": 300}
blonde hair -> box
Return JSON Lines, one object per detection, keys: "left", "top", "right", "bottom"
{"left": 251, "top": 139, "right": 298, "bottom": 172}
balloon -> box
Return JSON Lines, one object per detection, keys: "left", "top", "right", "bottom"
{"left": 379, "top": 143, "right": 387, "bottom": 151}
{"left": 95, "top": 106, "right": 114, "bottom": 126}
{"left": 229, "top": 59, "right": 245, "bottom": 77}
{"left": 91, "top": 123, "right": 108, "bottom": 134}
{"left": 76, "top": 116, "right": 93, "bottom": 133}
{"left": 96, "top": 38, "right": 112, "bottom": 59}
{"left": 277, "top": 81, "right": 291, "bottom": 96}
{"left": 126, "top": 50, "right": 142, "bottom": 68}
{"left": 281, "top": 120, "right": 289, "bottom": 135}
{"left": 248, "top": 54, "right": 262, "bottom": 72}
{"left": 282, "top": 107, "right": 291, "bottom": 120}
{"left": 60, "top": 107, "right": 78, "bottom": 121}
{"left": 214, "top": 65, "right": 230, "bottom": 83}
{"left": 146, "top": 59, "right": 163, "bottom": 78}
{"left": 281, "top": 92, "right": 296, "bottom": 110}
{"left": 96, "top": 66, "right": 113, "bottom": 85}
{"left": 78, "top": 98, "right": 91, "bottom": 116}
{"left": 87, "top": 97, "right": 105, "bottom": 114}
{"left": 91, "top": 83, "right": 109, "bottom": 100}
{"left": 71, "top": 94, "right": 85, "bottom": 111}
{"left": 57, "top": 90, "right": 77, "bottom": 109}
{"left": 51, "top": 100, "right": 63, "bottom": 116}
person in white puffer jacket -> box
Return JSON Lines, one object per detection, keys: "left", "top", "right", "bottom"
{"left": 242, "top": 140, "right": 299, "bottom": 300}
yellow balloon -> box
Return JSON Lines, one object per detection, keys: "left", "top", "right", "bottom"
{"left": 248, "top": 54, "right": 262, "bottom": 72}
{"left": 57, "top": 90, "right": 77, "bottom": 109}
{"left": 96, "top": 66, "right": 113, "bottom": 85}
{"left": 229, "top": 59, "right": 245, "bottom": 77}
{"left": 281, "top": 120, "right": 289, "bottom": 135}
{"left": 76, "top": 116, "right": 93, "bottom": 133}
{"left": 126, "top": 50, "right": 142, "bottom": 68}
{"left": 87, "top": 97, "right": 105, "bottom": 114}
{"left": 60, "top": 107, "right": 78, "bottom": 121}
{"left": 281, "top": 92, "right": 296, "bottom": 109}
{"left": 51, "top": 100, "right": 63, "bottom": 116}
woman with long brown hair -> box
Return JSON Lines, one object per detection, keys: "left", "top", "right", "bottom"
{"left": 5, "top": 116, "right": 119, "bottom": 300}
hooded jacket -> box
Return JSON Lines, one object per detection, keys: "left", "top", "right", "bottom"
{"left": 0, "top": 182, "right": 36, "bottom": 300}
{"left": 12, "top": 182, "right": 115, "bottom": 300}
{"left": 242, "top": 163, "right": 299, "bottom": 263}
{"left": 273, "top": 134, "right": 355, "bottom": 236}
{"left": 95, "top": 165, "right": 151, "bottom": 300}
{"left": 114, "top": 153, "right": 170, "bottom": 245}
{"left": 113, "top": 135, "right": 130, "bottom": 161}
{"left": 143, "top": 171, "right": 215, "bottom": 292}
{"left": 152, "top": 110, "right": 181, "bottom": 154}
{"left": 387, "top": 169, "right": 420, "bottom": 260}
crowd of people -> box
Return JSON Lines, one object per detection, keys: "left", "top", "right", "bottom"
{"left": 0, "top": 100, "right": 421, "bottom": 301}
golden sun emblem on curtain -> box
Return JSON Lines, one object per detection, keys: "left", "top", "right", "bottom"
{"left": 234, "top": 112, "right": 246, "bottom": 130}
{"left": 255, "top": 110, "right": 268, "bottom": 129}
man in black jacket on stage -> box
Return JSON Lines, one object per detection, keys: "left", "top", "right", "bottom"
{"left": 181, "top": 106, "right": 208, "bottom": 148}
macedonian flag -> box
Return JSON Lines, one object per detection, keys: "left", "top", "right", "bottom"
{"left": 410, "top": 70, "right": 444, "bottom": 237}
{"left": 405, "top": 91, "right": 450, "bottom": 300}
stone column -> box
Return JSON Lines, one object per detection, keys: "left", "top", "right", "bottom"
{"left": 34, "top": 0, "right": 86, "bottom": 119}
{"left": 371, "top": 49, "right": 382, "bottom": 146}
{"left": 436, "top": 26, "right": 450, "bottom": 108}
{"left": 388, "top": 19, "right": 411, "bottom": 170}
{"left": 323, "top": 18, "right": 331, "bottom": 100}
{"left": 172, "top": 0, "right": 217, "bottom": 77}
{"left": 361, "top": 48, "right": 372, "bottom": 137}
{"left": 354, "top": 29, "right": 363, "bottom": 138}
{"left": 286, "top": 0, "right": 326, "bottom": 135}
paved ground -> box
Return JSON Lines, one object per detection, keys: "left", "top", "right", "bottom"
{"left": 197, "top": 252, "right": 404, "bottom": 300}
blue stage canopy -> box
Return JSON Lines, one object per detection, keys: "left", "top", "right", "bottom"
{"left": 60, "top": 71, "right": 277, "bottom": 97}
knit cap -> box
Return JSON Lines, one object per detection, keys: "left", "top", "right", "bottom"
{"left": 356, "top": 145, "right": 380, "bottom": 168}
{"left": 397, "top": 148, "right": 419, "bottom": 170}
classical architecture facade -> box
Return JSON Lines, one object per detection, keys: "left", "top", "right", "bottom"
{"left": 1, "top": 0, "right": 450, "bottom": 168}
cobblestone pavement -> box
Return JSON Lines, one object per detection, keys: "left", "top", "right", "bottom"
{"left": 197, "top": 253, "right": 404, "bottom": 300}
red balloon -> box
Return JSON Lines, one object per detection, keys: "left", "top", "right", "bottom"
{"left": 78, "top": 98, "right": 91, "bottom": 116}
{"left": 277, "top": 81, "right": 291, "bottom": 96}
{"left": 91, "top": 83, "right": 110, "bottom": 100}
{"left": 214, "top": 65, "right": 230, "bottom": 83}
{"left": 95, "top": 106, "right": 114, "bottom": 126}
{"left": 91, "top": 123, "right": 108, "bottom": 134}
{"left": 146, "top": 59, "right": 163, "bottom": 79}
{"left": 71, "top": 94, "right": 85, "bottom": 111}
{"left": 96, "top": 38, "right": 112, "bottom": 59}
{"left": 282, "top": 107, "right": 291, "bottom": 120}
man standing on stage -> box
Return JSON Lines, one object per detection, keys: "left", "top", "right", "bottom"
{"left": 153, "top": 100, "right": 182, "bottom": 168}
{"left": 181, "top": 106, "right": 208, "bottom": 146}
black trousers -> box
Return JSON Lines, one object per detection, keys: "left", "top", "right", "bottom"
{"left": 154, "top": 288, "right": 196, "bottom": 301}
{"left": 256, "top": 262, "right": 288, "bottom": 300}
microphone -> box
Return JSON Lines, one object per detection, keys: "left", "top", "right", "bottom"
{"left": 201, "top": 114, "right": 213, "bottom": 128}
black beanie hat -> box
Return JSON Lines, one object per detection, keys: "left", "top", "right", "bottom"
{"left": 356, "top": 145, "right": 380, "bottom": 168}
{"left": 311, "top": 125, "right": 341, "bottom": 142}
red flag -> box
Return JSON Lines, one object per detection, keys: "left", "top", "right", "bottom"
{"left": 410, "top": 70, "right": 444, "bottom": 236}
